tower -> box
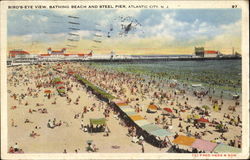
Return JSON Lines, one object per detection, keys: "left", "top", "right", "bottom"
{"left": 194, "top": 47, "right": 204, "bottom": 57}
{"left": 62, "top": 48, "right": 66, "bottom": 54}
{"left": 88, "top": 50, "right": 93, "bottom": 56}
{"left": 48, "top": 48, "right": 52, "bottom": 54}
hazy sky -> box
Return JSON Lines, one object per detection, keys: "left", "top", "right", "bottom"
{"left": 8, "top": 9, "right": 241, "bottom": 55}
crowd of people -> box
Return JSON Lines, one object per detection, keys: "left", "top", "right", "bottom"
{"left": 69, "top": 62, "right": 242, "bottom": 150}
{"left": 8, "top": 143, "right": 24, "bottom": 153}
{"left": 7, "top": 62, "right": 242, "bottom": 153}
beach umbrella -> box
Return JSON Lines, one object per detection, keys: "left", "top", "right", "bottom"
{"left": 55, "top": 81, "right": 64, "bottom": 84}
{"left": 53, "top": 78, "right": 61, "bottom": 82}
{"left": 213, "top": 104, "right": 219, "bottom": 112}
{"left": 147, "top": 104, "right": 158, "bottom": 113}
{"left": 215, "top": 124, "right": 223, "bottom": 130}
{"left": 198, "top": 118, "right": 209, "bottom": 123}
{"left": 148, "top": 104, "right": 158, "bottom": 110}
{"left": 202, "top": 105, "right": 210, "bottom": 110}
{"left": 86, "top": 140, "right": 93, "bottom": 144}
{"left": 187, "top": 114, "right": 192, "bottom": 119}
{"left": 68, "top": 71, "right": 75, "bottom": 74}
{"left": 57, "top": 86, "right": 65, "bottom": 89}
{"left": 44, "top": 90, "right": 51, "bottom": 94}
{"left": 163, "top": 107, "right": 173, "bottom": 113}
{"left": 193, "top": 114, "right": 200, "bottom": 119}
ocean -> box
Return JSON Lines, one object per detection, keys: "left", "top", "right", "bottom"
{"left": 86, "top": 59, "right": 242, "bottom": 98}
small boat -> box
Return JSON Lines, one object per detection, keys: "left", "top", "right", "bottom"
{"left": 232, "top": 94, "right": 240, "bottom": 100}
{"left": 192, "top": 84, "right": 202, "bottom": 87}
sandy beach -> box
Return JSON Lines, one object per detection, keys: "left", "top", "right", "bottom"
{"left": 7, "top": 62, "right": 242, "bottom": 153}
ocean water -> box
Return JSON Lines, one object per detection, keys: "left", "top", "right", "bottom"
{"left": 87, "top": 59, "right": 242, "bottom": 96}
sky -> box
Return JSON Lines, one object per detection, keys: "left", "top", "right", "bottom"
{"left": 7, "top": 9, "right": 241, "bottom": 55}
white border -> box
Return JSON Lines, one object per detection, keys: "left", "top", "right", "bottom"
{"left": 1, "top": 1, "right": 249, "bottom": 159}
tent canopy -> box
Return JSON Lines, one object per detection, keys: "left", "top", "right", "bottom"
{"left": 191, "top": 139, "right": 217, "bottom": 152}
{"left": 121, "top": 107, "right": 135, "bottom": 113}
{"left": 173, "top": 135, "right": 196, "bottom": 146}
{"left": 150, "top": 129, "right": 174, "bottom": 137}
{"left": 120, "top": 106, "right": 131, "bottom": 111}
{"left": 125, "top": 111, "right": 137, "bottom": 116}
{"left": 89, "top": 118, "right": 106, "bottom": 125}
{"left": 113, "top": 99, "right": 127, "bottom": 103}
{"left": 141, "top": 124, "right": 161, "bottom": 132}
{"left": 116, "top": 102, "right": 128, "bottom": 106}
{"left": 213, "top": 144, "right": 241, "bottom": 153}
{"left": 129, "top": 115, "right": 145, "bottom": 121}
{"left": 118, "top": 105, "right": 130, "bottom": 108}
{"left": 134, "top": 119, "right": 151, "bottom": 127}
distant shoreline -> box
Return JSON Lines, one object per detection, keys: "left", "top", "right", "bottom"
{"left": 83, "top": 56, "right": 241, "bottom": 63}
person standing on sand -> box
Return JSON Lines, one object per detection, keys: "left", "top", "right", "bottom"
{"left": 63, "top": 149, "right": 67, "bottom": 153}
{"left": 8, "top": 146, "right": 14, "bottom": 153}
{"left": 81, "top": 112, "right": 84, "bottom": 118}
{"left": 53, "top": 118, "right": 56, "bottom": 126}
{"left": 14, "top": 143, "right": 19, "bottom": 152}
{"left": 81, "top": 120, "right": 84, "bottom": 129}
{"left": 186, "top": 125, "right": 190, "bottom": 133}
{"left": 141, "top": 143, "right": 144, "bottom": 153}
{"left": 47, "top": 119, "right": 54, "bottom": 129}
